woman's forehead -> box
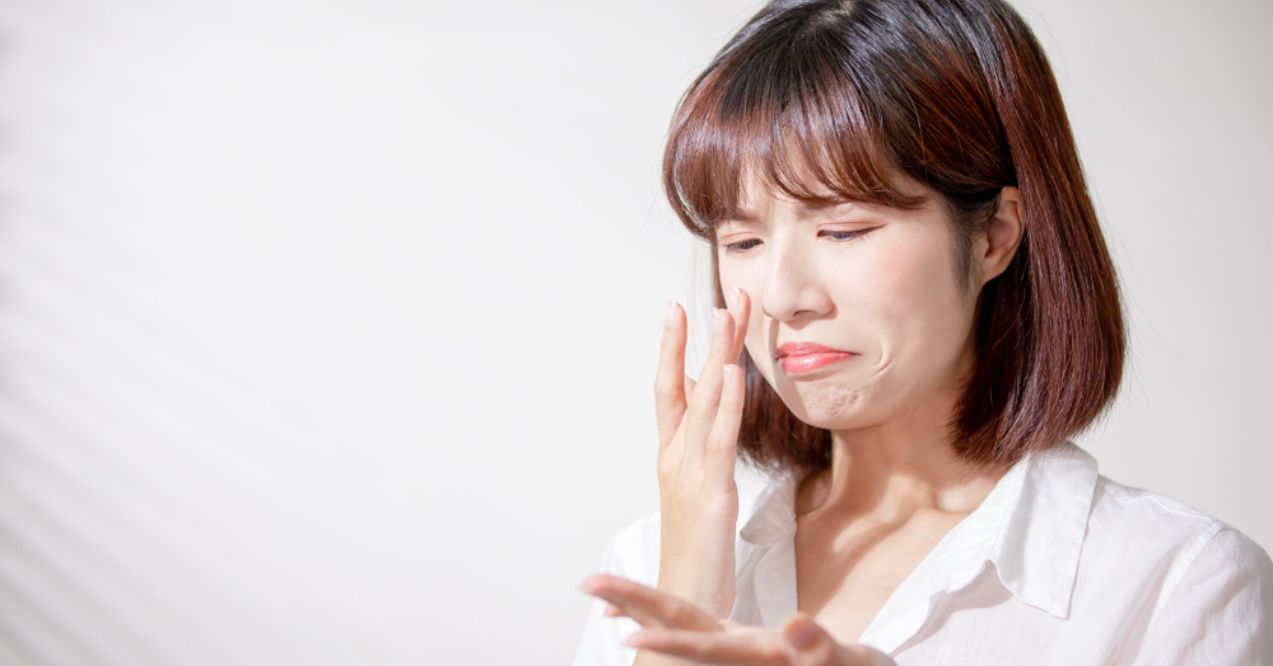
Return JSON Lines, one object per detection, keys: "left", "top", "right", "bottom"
{"left": 730, "top": 158, "right": 931, "bottom": 218}
{"left": 728, "top": 188, "right": 860, "bottom": 222}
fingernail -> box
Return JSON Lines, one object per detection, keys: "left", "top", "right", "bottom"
{"left": 714, "top": 308, "right": 727, "bottom": 333}
{"left": 665, "top": 301, "right": 678, "bottom": 327}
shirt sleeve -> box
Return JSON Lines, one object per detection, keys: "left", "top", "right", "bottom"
{"left": 1131, "top": 526, "right": 1273, "bottom": 665}
{"left": 571, "top": 513, "right": 660, "bottom": 666}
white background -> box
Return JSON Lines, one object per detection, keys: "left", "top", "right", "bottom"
{"left": 0, "top": 1, "right": 1269, "bottom": 664}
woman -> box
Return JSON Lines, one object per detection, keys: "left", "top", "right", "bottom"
{"left": 575, "top": 0, "right": 1273, "bottom": 664}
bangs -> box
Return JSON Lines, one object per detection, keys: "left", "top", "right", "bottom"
{"left": 662, "top": 26, "right": 927, "bottom": 238}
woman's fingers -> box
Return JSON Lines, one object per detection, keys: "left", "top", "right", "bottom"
{"left": 655, "top": 288, "right": 748, "bottom": 470}
{"left": 654, "top": 301, "right": 688, "bottom": 449}
{"left": 701, "top": 288, "right": 749, "bottom": 481}
{"left": 706, "top": 363, "right": 745, "bottom": 480}
{"left": 682, "top": 307, "right": 735, "bottom": 467}
{"left": 580, "top": 574, "right": 722, "bottom": 632}
{"left": 626, "top": 625, "right": 793, "bottom": 665}
{"left": 624, "top": 616, "right": 879, "bottom": 666}
{"left": 781, "top": 614, "right": 887, "bottom": 665}
{"left": 728, "top": 287, "right": 752, "bottom": 364}
{"left": 603, "top": 598, "right": 668, "bottom": 630}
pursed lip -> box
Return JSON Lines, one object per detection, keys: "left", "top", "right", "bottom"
{"left": 775, "top": 342, "right": 854, "bottom": 360}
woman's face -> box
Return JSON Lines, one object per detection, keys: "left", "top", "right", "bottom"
{"left": 717, "top": 171, "right": 981, "bottom": 431}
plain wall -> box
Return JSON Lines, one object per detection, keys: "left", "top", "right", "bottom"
{"left": 0, "top": 1, "right": 1269, "bottom": 664}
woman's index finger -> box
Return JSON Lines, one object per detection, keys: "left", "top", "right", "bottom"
{"left": 728, "top": 287, "right": 752, "bottom": 364}
{"left": 654, "top": 300, "right": 688, "bottom": 444}
{"left": 580, "top": 574, "right": 720, "bottom": 632}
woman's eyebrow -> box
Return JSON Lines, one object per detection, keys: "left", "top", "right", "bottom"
{"left": 723, "top": 199, "right": 859, "bottom": 223}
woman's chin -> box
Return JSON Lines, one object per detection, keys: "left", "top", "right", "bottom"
{"left": 781, "top": 391, "right": 871, "bottom": 430}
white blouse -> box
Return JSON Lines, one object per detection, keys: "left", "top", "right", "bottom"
{"left": 572, "top": 440, "right": 1273, "bottom": 665}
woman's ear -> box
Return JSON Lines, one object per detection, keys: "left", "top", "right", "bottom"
{"left": 977, "top": 185, "right": 1025, "bottom": 286}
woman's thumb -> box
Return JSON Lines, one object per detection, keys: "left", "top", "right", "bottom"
{"left": 782, "top": 614, "right": 888, "bottom": 665}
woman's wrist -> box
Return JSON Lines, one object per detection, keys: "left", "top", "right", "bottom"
{"left": 655, "top": 573, "right": 733, "bottom": 619}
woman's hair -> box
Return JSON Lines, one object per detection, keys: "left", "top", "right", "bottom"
{"left": 661, "top": 0, "right": 1127, "bottom": 476}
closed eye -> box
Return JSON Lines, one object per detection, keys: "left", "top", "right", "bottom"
{"left": 824, "top": 229, "right": 869, "bottom": 241}
{"left": 723, "top": 238, "right": 762, "bottom": 252}
{"left": 721, "top": 228, "right": 873, "bottom": 253}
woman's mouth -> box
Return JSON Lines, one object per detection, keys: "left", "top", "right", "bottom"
{"left": 779, "top": 351, "right": 856, "bottom": 374}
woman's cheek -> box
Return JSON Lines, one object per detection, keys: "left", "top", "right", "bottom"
{"left": 830, "top": 231, "right": 915, "bottom": 303}
{"left": 830, "top": 240, "right": 931, "bottom": 386}
{"left": 745, "top": 332, "right": 770, "bottom": 375}
{"left": 875, "top": 236, "right": 971, "bottom": 371}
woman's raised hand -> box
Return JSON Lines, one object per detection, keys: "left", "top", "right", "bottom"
{"left": 653, "top": 287, "right": 752, "bottom": 620}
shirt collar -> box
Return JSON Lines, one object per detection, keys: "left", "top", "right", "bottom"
{"left": 737, "top": 439, "right": 1099, "bottom": 619}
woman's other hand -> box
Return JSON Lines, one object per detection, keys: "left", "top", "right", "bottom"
{"left": 654, "top": 288, "right": 751, "bottom": 619}
{"left": 581, "top": 573, "right": 896, "bottom": 666}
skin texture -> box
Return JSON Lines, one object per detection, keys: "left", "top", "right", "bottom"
{"left": 717, "top": 169, "right": 1025, "bottom": 646}
{"left": 717, "top": 168, "right": 1023, "bottom": 522}
{"left": 719, "top": 181, "right": 966, "bottom": 439}
{"left": 583, "top": 165, "right": 1026, "bottom": 664}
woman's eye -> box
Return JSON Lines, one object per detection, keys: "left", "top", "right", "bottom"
{"left": 721, "top": 229, "right": 871, "bottom": 253}
{"left": 822, "top": 229, "right": 870, "bottom": 241}
{"left": 723, "top": 239, "right": 762, "bottom": 252}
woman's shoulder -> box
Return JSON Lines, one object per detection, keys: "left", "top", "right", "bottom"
{"left": 1091, "top": 472, "right": 1265, "bottom": 550}
{"left": 1086, "top": 472, "right": 1272, "bottom": 596}
{"left": 1083, "top": 474, "right": 1273, "bottom": 661}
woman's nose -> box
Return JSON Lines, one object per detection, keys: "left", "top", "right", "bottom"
{"left": 758, "top": 236, "right": 831, "bottom": 323}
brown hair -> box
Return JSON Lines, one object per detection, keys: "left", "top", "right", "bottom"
{"left": 661, "top": 0, "right": 1126, "bottom": 476}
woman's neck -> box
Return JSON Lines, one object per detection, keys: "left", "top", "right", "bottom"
{"left": 796, "top": 420, "right": 1013, "bottom": 525}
